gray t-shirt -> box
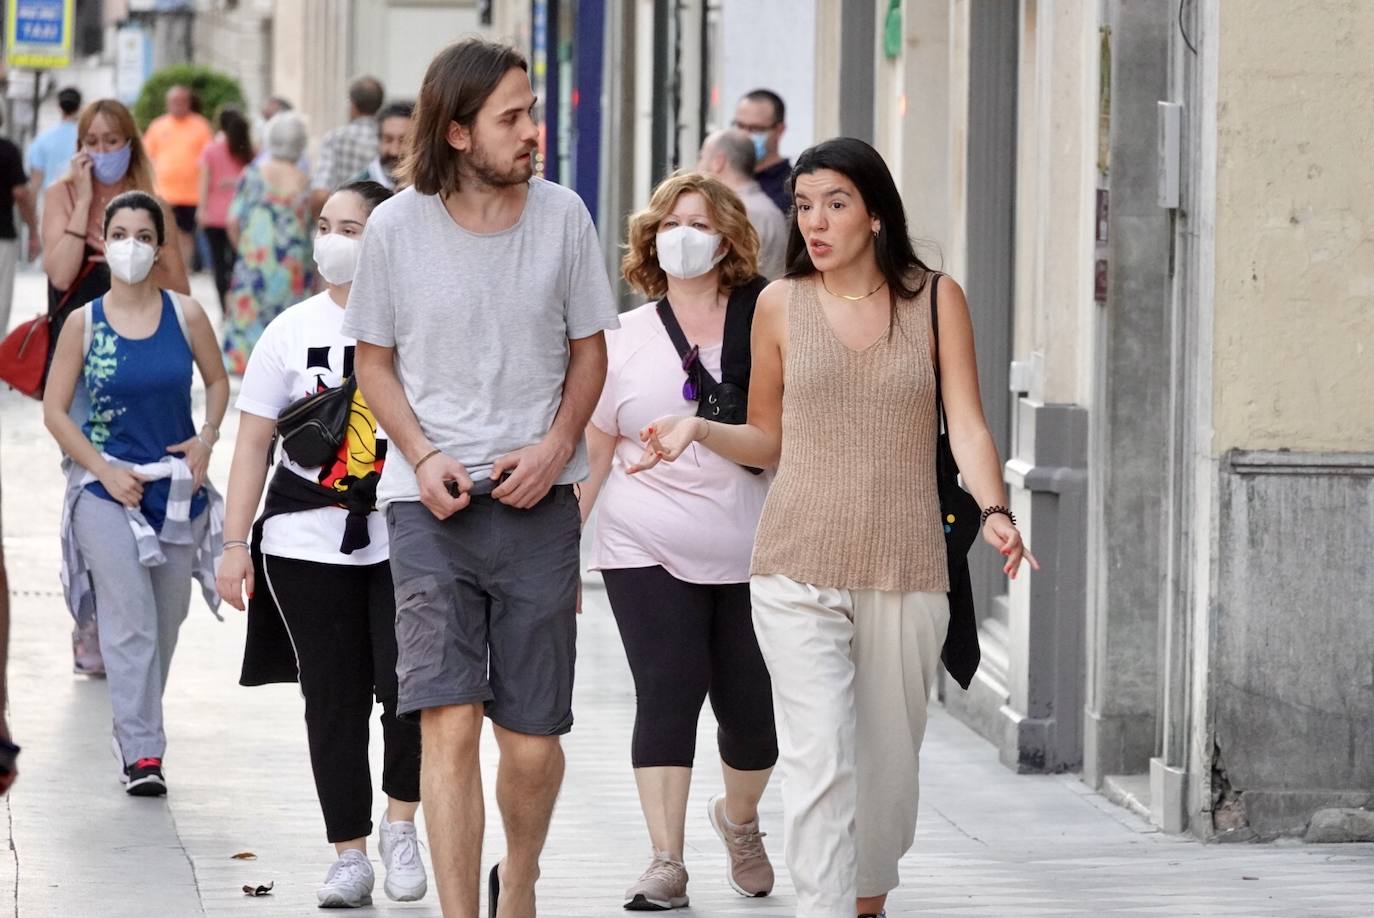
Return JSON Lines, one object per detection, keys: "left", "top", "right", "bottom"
{"left": 341, "top": 178, "right": 620, "bottom": 504}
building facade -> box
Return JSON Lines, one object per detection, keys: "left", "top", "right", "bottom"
{"left": 194, "top": 0, "right": 490, "bottom": 157}
{"left": 534, "top": 0, "right": 1373, "bottom": 841}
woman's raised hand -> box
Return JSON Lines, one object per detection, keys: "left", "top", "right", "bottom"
{"left": 627, "top": 415, "right": 704, "bottom": 474}
{"left": 69, "top": 152, "right": 94, "bottom": 203}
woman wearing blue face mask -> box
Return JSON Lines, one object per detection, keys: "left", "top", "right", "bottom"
{"left": 41, "top": 99, "right": 192, "bottom": 677}
{"left": 42, "top": 190, "right": 227, "bottom": 798}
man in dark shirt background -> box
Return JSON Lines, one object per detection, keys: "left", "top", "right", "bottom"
{"left": 733, "top": 88, "right": 792, "bottom": 215}
{"left": 0, "top": 109, "right": 39, "bottom": 336}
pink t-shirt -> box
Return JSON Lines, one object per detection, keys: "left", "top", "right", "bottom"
{"left": 199, "top": 139, "right": 248, "bottom": 228}
{"left": 589, "top": 301, "right": 771, "bottom": 584}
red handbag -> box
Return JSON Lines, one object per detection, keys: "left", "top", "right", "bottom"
{"left": 0, "top": 260, "right": 100, "bottom": 399}
{"left": 0, "top": 314, "right": 51, "bottom": 398}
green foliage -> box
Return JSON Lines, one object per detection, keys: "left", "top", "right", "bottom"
{"left": 131, "top": 64, "right": 247, "bottom": 131}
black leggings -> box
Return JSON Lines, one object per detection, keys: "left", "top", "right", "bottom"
{"left": 262, "top": 555, "right": 421, "bottom": 843}
{"left": 203, "top": 226, "right": 236, "bottom": 307}
{"left": 601, "top": 565, "right": 777, "bottom": 771}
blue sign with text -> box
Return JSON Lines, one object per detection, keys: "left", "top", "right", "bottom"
{"left": 15, "top": 0, "right": 64, "bottom": 46}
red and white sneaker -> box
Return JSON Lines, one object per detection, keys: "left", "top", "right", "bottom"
{"left": 126, "top": 758, "right": 167, "bottom": 797}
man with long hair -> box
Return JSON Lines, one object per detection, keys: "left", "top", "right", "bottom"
{"left": 345, "top": 39, "right": 618, "bottom": 917}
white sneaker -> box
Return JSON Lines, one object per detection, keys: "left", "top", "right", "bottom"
{"left": 317, "top": 849, "right": 374, "bottom": 908}
{"left": 378, "top": 813, "right": 428, "bottom": 901}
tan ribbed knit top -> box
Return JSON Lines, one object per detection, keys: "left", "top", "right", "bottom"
{"left": 751, "top": 276, "right": 950, "bottom": 593}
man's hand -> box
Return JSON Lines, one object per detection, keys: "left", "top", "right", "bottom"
{"left": 417, "top": 451, "right": 473, "bottom": 520}
{"left": 489, "top": 438, "right": 571, "bottom": 509}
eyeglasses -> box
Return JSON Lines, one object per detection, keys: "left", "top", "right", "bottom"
{"left": 681, "top": 345, "right": 701, "bottom": 401}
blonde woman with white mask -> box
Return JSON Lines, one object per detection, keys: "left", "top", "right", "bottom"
{"left": 217, "top": 182, "right": 427, "bottom": 909}
{"left": 580, "top": 171, "right": 778, "bottom": 910}
{"left": 42, "top": 191, "right": 228, "bottom": 798}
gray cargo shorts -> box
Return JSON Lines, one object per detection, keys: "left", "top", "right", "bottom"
{"left": 385, "top": 484, "right": 580, "bottom": 734}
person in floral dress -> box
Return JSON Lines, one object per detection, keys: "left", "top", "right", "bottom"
{"left": 223, "top": 111, "right": 313, "bottom": 373}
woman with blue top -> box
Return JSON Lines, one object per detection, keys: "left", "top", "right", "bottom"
{"left": 42, "top": 190, "right": 228, "bottom": 797}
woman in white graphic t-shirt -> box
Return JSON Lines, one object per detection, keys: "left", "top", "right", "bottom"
{"left": 215, "top": 182, "right": 429, "bottom": 909}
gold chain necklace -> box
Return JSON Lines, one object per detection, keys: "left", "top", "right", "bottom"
{"left": 821, "top": 275, "right": 887, "bottom": 301}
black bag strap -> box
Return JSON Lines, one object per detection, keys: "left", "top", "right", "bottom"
{"left": 656, "top": 296, "right": 721, "bottom": 391}
{"left": 720, "top": 274, "right": 767, "bottom": 388}
{"left": 655, "top": 296, "right": 693, "bottom": 359}
{"left": 657, "top": 275, "right": 768, "bottom": 391}
{"left": 927, "top": 272, "right": 950, "bottom": 435}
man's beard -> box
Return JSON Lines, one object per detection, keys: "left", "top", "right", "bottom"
{"left": 379, "top": 154, "right": 400, "bottom": 180}
{"left": 465, "top": 141, "right": 535, "bottom": 188}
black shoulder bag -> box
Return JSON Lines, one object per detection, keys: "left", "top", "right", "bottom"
{"left": 274, "top": 376, "right": 358, "bottom": 468}
{"left": 657, "top": 275, "right": 768, "bottom": 473}
{"left": 929, "top": 274, "right": 983, "bottom": 689}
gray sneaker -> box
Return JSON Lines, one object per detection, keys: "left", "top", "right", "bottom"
{"left": 623, "top": 849, "right": 689, "bottom": 910}
{"left": 707, "top": 794, "right": 774, "bottom": 897}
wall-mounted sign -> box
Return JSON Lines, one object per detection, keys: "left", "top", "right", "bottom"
{"left": 5, "top": 0, "right": 74, "bottom": 70}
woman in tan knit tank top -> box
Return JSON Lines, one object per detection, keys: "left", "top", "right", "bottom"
{"left": 629, "top": 139, "right": 1037, "bottom": 918}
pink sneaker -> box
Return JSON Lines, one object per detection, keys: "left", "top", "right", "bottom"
{"left": 624, "top": 849, "right": 689, "bottom": 910}
{"left": 707, "top": 794, "right": 774, "bottom": 897}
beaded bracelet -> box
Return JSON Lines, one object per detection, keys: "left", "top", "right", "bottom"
{"left": 980, "top": 505, "right": 1016, "bottom": 528}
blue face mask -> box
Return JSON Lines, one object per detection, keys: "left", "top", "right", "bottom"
{"left": 90, "top": 144, "right": 132, "bottom": 185}
{"left": 750, "top": 131, "right": 769, "bottom": 162}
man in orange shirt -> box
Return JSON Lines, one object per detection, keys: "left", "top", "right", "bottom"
{"left": 143, "top": 85, "right": 213, "bottom": 267}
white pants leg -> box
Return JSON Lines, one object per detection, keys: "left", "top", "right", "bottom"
{"left": 750, "top": 574, "right": 858, "bottom": 918}
{"left": 750, "top": 574, "right": 951, "bottom": 916}
{"left": 852, "top": 589, "right": 949, "bottom": 897}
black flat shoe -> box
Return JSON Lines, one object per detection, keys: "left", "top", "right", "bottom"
{"left": 488, "top": 862, "right": 500, "bottom": 918}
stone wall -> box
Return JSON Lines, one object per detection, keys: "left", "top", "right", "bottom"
{"left": 1211, "top": 0, "right": 1374, "bottom": 454}
{"left": 1210, "top": 452, "right": 1374, "bottom": 839}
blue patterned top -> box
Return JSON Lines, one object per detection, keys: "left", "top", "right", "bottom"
{"left": 83, "top": 292, "right": 208, "bottom": 530}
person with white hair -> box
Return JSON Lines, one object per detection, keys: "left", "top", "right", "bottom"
{"left": 698, "top": 129, "right": 788, "bottom": 279}
{"left": 221, "top": 111, "right": 315, "bottom": 373}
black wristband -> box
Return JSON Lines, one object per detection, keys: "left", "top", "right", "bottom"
{"left": 980, "top": 505, "right": 1016, "bottom": 528}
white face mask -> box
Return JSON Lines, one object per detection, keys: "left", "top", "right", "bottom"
{"left": 656, "top": 226, "right": 725, "bottom": 280}
{"left": 105, "top": 238, "right": 156, "bottom": 285}
{"left": 313, "top": 232, "right": 361, "bottom": 286}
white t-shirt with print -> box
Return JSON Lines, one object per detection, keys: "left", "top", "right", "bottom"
{"left": 589, "top": 301, "right": 771, "bottom": 585}
{"left": 236, "top": 291, "right": 390, "bottom": 565}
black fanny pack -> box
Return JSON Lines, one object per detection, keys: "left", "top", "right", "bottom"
{"left": 656, "top": 275, "right": 767, "bottom": 473}
{"left": 274, "top": 376, "right": 357, "bottom": 468}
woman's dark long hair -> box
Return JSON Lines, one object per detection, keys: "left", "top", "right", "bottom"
{"left": 219, "top": 107, "right": 254, "bottom": 167}
{"left": 783, "top": 137, "right": 934, "bottom": 303}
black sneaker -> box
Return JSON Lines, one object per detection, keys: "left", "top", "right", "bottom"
{"left": 126, "top": 758, "right": 167, "bottom": 796}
